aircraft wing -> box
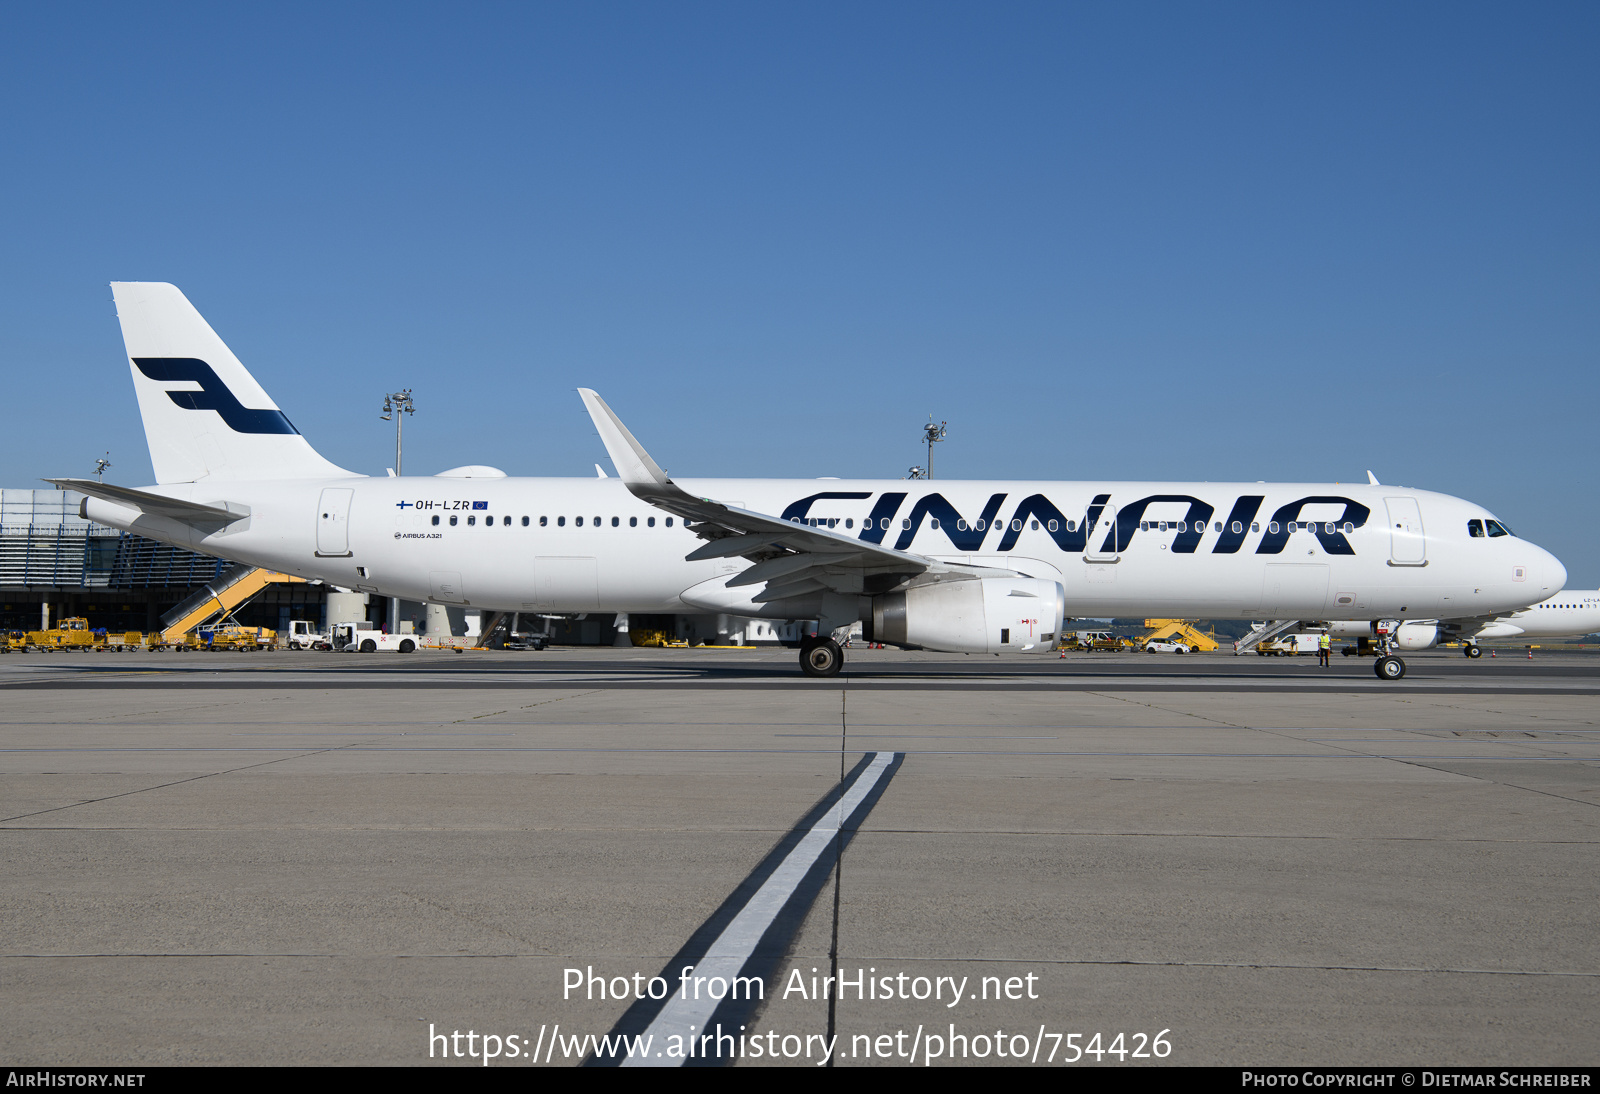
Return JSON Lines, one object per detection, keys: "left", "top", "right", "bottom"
{"left": 46, "top": 478, "right": 244, "bottom": 526}
{"left": 578, "top": 389, "right": 1017, "bottom": 601}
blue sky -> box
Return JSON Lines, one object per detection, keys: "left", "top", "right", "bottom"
{"left": 3, "top": 3, "right": 1597, "bottom": 581}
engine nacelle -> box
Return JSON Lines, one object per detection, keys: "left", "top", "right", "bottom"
{"left": 1394, "top": 621, "right": 1442, "bottom": 650}
{"left": 865, "top": 577, "right": 1065, "bottom": 654}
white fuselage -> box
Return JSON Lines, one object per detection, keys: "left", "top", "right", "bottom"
{"left": 1479, "top": 591, "right": 1600, "bottom": 640}
{"left": 86, "top": 475, "right": 1565, "bottom": 624}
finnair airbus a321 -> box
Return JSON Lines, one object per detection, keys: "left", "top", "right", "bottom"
{"left": 55, "top": 283, "right": 1567, "bottom": 680}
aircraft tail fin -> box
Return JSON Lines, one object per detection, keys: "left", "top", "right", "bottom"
{"left": 110, "top": 282, "right": 356, "bottom": 484}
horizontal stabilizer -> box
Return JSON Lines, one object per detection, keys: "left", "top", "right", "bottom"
{"left": 46, "top": 478, "right": 244, "bottom": 525}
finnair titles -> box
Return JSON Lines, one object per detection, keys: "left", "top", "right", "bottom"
{"left": 56, "top": 283, "right": 1567, "bottom": 680}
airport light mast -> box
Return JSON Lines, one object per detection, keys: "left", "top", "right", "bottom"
{"left": 922, "top": 417, "right": 947, "bottom": 479}
{"left": 380, "top": 390, "right": 415, "bottom": 475}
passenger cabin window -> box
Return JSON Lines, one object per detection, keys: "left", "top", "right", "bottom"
{"left": 612, "top": 517, "right": 619, "bottom": 527}
{"left": 665, "top": 518, "right": 673, "bottom": 527}
{"left": 540, "top": 516, "right": 547, "bottom": 526}
{"left": 450, "top": 515, "right": 458, "bottom": 526}
{"left": 431, "top": 515, "right": 439, "bottom": 526}
{"left": 648, "top": 517, "right": 656, "bottom": 527}
{"left": 467, "top": 516, "right": 476, "bottom": 526}
{"left": 521, "top": 516, "right": 529, "bottom": 526}
{"left": 629, "top": 517, "right": 637, "bottom": 527}
{"left": 575, "top": 516, "right": 584, "bottom": 527}
{"left": 557, "top": 516, "right": 565, "bottom": 526}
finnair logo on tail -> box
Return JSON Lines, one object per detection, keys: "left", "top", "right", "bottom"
{"left": 133, "top": 358, "right": 300, "bottom": 435}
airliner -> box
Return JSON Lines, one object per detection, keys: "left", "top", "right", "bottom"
{"left": 53, "top": 283, "right": 1567, "bottom": 680}
{"left": 1329, "top": 590, "right": 1600, "bottom": 657}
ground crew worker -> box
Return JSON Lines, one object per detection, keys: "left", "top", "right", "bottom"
{"left": 1318, "top": 630, "right": 1332, "bottom": 666}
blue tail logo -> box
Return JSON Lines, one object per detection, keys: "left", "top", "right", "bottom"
{"left": 133, "top": 358, "right": 299, "bottom": 435}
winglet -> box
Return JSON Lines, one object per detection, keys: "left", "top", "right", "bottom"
{"left": 578, "top": 389, "right": 669, "bottom": 486}
{"left": 1366, "top": 470, "right": 1381, "bottom": 486}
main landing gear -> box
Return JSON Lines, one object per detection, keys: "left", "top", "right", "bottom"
{"left": 800, "top": 636, "right": 843, "bottom": 677}
{"left": 1374, "top": 655, "right": 1406, "bottom": 680}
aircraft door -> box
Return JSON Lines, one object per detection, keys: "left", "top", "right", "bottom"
{"left": 316, "top": 488, "right": 354, "bottom": 557}
{"left": 1384, "top": 498, "right": 1426, "bottom": 565}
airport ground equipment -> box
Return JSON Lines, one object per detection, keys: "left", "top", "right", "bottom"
{"left": 1074, "top": 630, "right": 1135, "bottom": 651}
{"left": 158, "top": 564, "right": 305, "bottom": 646}
{"left": 1139, "top": 619, "right": 1219, "bottom": 652}
{"left": 195, "top": 623, "right": 276, "bottom": 650}
{"left": 1234, "top": 619, "right": 1305, "bottom": 655}
{"left": 330, "top": 621, "right": 416, "bottom": 653}
{"left": 1255, "top": 632, "right": 1322, "bottom": 656}
{"left": 23, "top": 617, "right": 105, "bottom": 650}
{"left": 285, "top": 620, "right": 331, "bottom": 650}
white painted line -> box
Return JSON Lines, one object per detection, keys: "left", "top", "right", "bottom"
{"left": 620, "top": 750, "right": 896, "bottom": 1067}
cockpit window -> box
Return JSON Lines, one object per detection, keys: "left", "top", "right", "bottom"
{"left": 1468, "top": 519, "right": 1484, "bottom": 538}
{"left": 1485, "top": 520, "right": 1511, "bottom": 538}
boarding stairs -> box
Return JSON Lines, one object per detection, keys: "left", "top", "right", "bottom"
{"left": 1233, "top": 619, "right": 1305, "bottom": 656}
{"left": 159, "top": 564, "right": 303, "bottom": 644}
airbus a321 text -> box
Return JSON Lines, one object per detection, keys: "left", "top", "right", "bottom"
{"left": 56, "top": 283, "right": 1567, "bottom": 680}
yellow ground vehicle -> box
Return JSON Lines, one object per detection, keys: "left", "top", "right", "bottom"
{"left": 195, "top": 623, "right": 277, "bottom": 650}
{"left": 1075, "top": 630, "right": 1136, "bottom": 651}
{"left": 23, "top": 617, "right": 105, "bottom": 650}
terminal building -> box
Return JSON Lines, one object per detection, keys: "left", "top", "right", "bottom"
{"left": 1, "top": 487, "right": 803, "bottom": 646}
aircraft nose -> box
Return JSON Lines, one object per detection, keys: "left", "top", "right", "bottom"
{"left": 1535, "top": 544, "right": 1567, "bottom": 595}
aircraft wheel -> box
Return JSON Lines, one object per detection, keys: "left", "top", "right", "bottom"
{"left": 800, "top": 638, "right": 843, "bottom": 677}
{"left": 398, "top": 639, "right": 415, "bottom": 653}
{"left": 1465, "top": 644, "right": 1482, "bottom": 659}
{"left": 360, "top": 639, "right": 377, "bottom": 653}
{"left": 1374, "top": 655, "right": 1406, "bottom": 680}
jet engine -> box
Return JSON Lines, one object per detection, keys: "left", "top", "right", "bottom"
{"left": 863, "top": 577, "right": 1065, "bottom": 654}
{"left": 1393, "top": 621, "right": 1442, "bottom": 650}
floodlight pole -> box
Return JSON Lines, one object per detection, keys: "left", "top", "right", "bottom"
{"left": 381, "top": 390, "right": 416, "bottom": 475}
{"left": 922, "top": 417, "right": 947, "bottom": 480}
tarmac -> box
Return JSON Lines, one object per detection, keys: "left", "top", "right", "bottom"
{"left": 1, "top": 645, "right": 1596, "bottom": 1066}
